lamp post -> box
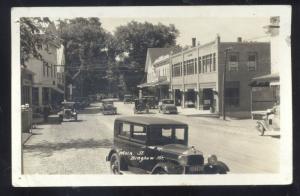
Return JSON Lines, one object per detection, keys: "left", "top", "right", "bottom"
{"left": 222, "top": 47, "right": 232, "bottom": 120}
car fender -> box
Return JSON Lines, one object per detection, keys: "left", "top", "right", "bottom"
{"left": 106, "top": 148, "right": 128, "bottom": 170}
{"left": 151, "top": 161, "right": 181, "bottom": 174}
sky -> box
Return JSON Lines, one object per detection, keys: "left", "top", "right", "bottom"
{"left": 99, "top": 17, "right": 271, "bottom": 46}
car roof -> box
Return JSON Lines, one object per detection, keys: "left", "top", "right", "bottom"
{"left": 115, "top": 116, "right": 187, "bottom": 126}
{"left": 102, "top": 98, "right": 115, "bottom": 102}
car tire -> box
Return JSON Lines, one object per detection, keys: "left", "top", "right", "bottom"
{"left": 257, "top": 124, "right": 265, "bottom": 136}
{"left": 110, "top": 153, "right": 121, "bottom": 174}
{"left": 154, "top": 168, "right": 168, "bottom": 174}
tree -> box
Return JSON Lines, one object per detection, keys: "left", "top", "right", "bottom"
{"left": 113, "top": 21, "right": 179, "bottom": 93}
{"left": 20, "top": 17, "right": 55, "bottom": 66}
{"left": 57, "top": 17, "right": 114, "bottom": 97}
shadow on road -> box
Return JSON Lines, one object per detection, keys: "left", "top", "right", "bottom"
{"left": 78, "top": 107, "right": 101, "bottom": 114}
{"left": 23, "top": 138, "right": 113, "bottom": 157}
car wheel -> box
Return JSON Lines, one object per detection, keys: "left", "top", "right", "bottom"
{"left": 257, "top": 124, "right": 265, "bottom": 136}
{"left": 110, "top": 153, "right": 121, "bottom": 174}
{"left": 154, "top": 168, "right": 168, "bottom": 174}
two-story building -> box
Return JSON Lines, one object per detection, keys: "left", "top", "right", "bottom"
{"left": 138, "top": 48, "right": 172, "bottom": 99}
{"left": 24, "top": 22, "right": 65, "bottom": 109}
{"left": 170, "top": 36, "right": 271, "bottom": 118}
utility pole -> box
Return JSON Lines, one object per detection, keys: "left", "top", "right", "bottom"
{"left": 222, "top": 47, "right": 232, "bottom": 120}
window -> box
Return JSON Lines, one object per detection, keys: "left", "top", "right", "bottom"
{"left": 194, "top": 58, "right": 197, "bottom": 74}
{"left": 228, "top": 53, "right": 239, "bottom": 71}
{"left": 247, "top": 52, "right": 257, "bottom": 71}
{"left": 172, "top": 63, "right": 181, "bottom": 77}
{"left": 119, "top": 123, "right": 131, "bottom": 137}
{"left": 32, "top": 87, "right": 39, "bottom": 105}
{"left": 162, "top": 128, "right": 172, "bottom": 138}
{"left": 198, "top": 57, "right": 202, "bottom": 73}
{"left": 213, "top": 53, "right": 216, "bottom": 71}
{"left": 132, "top": 125, "right": 146, "bottom": 141}
{"left": 43, "top": 62, "right": 46, "bottom": 76}
{"left": 186, "top": 59, "right": 194, "bottom": 75}
{"left": 46, "top": 63, "right": 49, "bottom": 77}
{"left": 208, "top": 54, "right": 212, "bottom": 72}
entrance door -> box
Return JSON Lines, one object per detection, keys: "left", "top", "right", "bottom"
{"left": 174, "top": 89, "right": 181, "bottom": 106}
{"left": 203, "top": 88, "right": 213, "bottom": 110}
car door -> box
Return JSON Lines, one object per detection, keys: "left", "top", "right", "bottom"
{"left": 114, "top": 122, "right": 132, "bottom": 166}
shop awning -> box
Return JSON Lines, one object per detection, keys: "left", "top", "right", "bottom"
{"left": 138, "top": 80, "right": 170, "bottom": 88}
{"left": 249, "top": 73, "right": 280, "bottom": 87}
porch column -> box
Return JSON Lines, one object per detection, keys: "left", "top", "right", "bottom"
{"left": 181, "top": 90, "right": 185, "bottom": 108}
{"left": 196, "top": 90, "right": 200, "bottom": 109}
{"left": 48, "top": 88, "right": 52, "bottom": 105}
{"left": 38, "top": 87, "right": 43, "bottom": 107}
{"left": 198, "top": 88, "right": 204, "bottom": 110}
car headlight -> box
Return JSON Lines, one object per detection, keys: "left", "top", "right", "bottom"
{"left": 178, "top": 155, "right": 188, "bottom": 165}
{"left": 207, "top": 154, "right": 218, "bottom": 165}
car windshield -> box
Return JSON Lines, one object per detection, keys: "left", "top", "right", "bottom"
{"left": 162, "top": 100, "right": 174, "bottom": 104}
{"left": 103, "top": 101, "right": 113, "bottom": 105}
{"left": 149, "top": 125, "right": 187, "bottom": 145}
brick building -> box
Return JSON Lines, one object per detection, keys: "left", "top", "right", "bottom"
{"left": 170, "top": 36, "right": 271, "bottom": 118}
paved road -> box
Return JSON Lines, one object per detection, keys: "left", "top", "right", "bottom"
{"left": 23, "top": 101, "right": 280, "bottom": 174}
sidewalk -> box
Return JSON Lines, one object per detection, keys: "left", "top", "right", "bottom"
{"left": 22, "top": 132, "right": 32, "bottom": 145}
{"left": 177, "top": 107, "right": 219, "bottom": 117}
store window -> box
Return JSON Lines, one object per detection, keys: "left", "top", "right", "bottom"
{"left": 172, "top": 63, "right": 181, "bottom": 77}
{"left": 186, "top": 59, "right": 194, "bottom": 75}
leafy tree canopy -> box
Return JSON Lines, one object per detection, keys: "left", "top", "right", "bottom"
{"left": 113, "top": 21, "right": 179, "bottom": 93}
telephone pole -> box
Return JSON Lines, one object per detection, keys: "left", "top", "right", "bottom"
{"left": 222, "top": 47, "right": 232, "bottom": 120}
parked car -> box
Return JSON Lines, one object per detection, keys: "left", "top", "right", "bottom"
{"left": 74, "top": 97, "right": 90, "bottom": 109}
{"left": 123, "top": 94, "right": 134, "bottom": 104}
{"left": 106, "top": 116, "right": 229, "bottom": 174}
{"left": 256, "top": 104, "right": 280, "bottom": 136}
{"left": 58, "top": 101, "right": 78, "bottom": 122}
{"left": 185, "top": 100, "right": 195, "bottom": 108}
{"left": 133, "top": 98, "right": 149, "bottom": 114}
{"left": 158, "top": 99, "right": 178, "bottom": 114}
{"left": 143, "top": 96, "right": 158, "bottom": 109}
{"left": 102, "top": 99, "right": 117, "bottom": 115}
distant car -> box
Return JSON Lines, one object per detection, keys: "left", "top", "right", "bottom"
{"left": 133, "top": 98, "right": 149, "bottom": 114}
{"left": 74, "top": 97, "right": 90, "bottom": 109}
{"left": 58, "top": 101, "right": 78, "bottom": 122}
{"left": 158, "top": 99, "right": 178, "bottom": 114}
{"left": 123, "top": 94, "right": 134, "bottom": 104}
{"left": 102, "top": 99, "right": 117, "bottom": 115}
{"left": 185, "top": 100, "right": 195, "bottom": 108}
{"left": 143, "top": 96, "right": 158, "bottom": 109}
{"left": 106, "top": 116, "right": 229, "bottom": 175}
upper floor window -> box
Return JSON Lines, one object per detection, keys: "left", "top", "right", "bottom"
{"left": 186, "top": 59, "right": 195, "bottom": 75}
{"left": 198, "top": 57, "right": 202, "bottom": 73}
{"left": 172, "top": 63, "right": 181, "bottom": 77}
{"left": 213, "top": 53, "right": 216, "bottom": 71}
{"left": 228, "top": 53, "right": 239, "bottom": 71}
{"left": 194, "top": 58, "right": 197, "bottom": 74}
{"left": 247, "top": 52, "right": 257, "bottom": 71}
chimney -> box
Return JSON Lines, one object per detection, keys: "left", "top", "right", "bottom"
{"left": 237, "top": 37, "right": 242, "bottom": 42}
{"left": 192, "top": 38, "right": 196, "bottom": 47}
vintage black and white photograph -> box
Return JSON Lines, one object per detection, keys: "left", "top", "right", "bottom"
{"left": 11, "top": 6, "right": 292, "bottom": 186}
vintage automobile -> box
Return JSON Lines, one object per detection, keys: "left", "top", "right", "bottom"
{"left": 106, "top": 116, "right": 229, "bottom": 174}
{"left": 102, "top": 99, "right": 117, "bottom": 115}
{"left": 74, "top": 97, "right": 90, "bottom": 109}
{"left": 133, "top": 98, "right": 149, "bottom": 114}
{"left": 58, "top": 101, "right": 78, "bottom": 122}
{"left": 143, "top": 96, "right": 158, "bottom": 109}
{"left": 256, "top": 104, "right": 280, "bottom": 136}
{"left": 123, "top": 94, "right": 134, "bottom": 104}
{"left": 158, "top": 99, "right": 178, "bottom": 114}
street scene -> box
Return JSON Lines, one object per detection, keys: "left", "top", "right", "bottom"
{"left": 23, "top": 101, "right": 279, "bottom": 174}
{"left": 19, "top": 13, "right": 286, "bottom": 175}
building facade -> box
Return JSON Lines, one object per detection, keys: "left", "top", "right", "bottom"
{"left": 24, "top": 23, "right": 65, "bottom": 110}
{"left": 138, "top": 48, "right": 172, "bottom": 99}
{"left": 169, "top": 36, "right": 271, "bottom": 118}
